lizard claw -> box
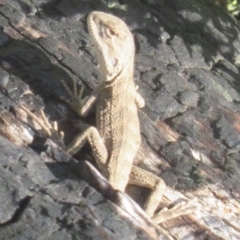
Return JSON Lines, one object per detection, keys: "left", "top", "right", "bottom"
{"left": 39, "top": 109, "right": 64, "bottom": 139}
{"left": 19, "top": 105, "right": 64, "bottom": 139}
{"left": 151, "top": 198, "right": 201, "bottom": 224}
{"left": 61, "top": 79, "right": 84, "bottom": 98}
{"left": 61, "top": 79, "right": 86, "bottom": 115}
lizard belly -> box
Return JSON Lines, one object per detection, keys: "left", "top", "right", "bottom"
{"left": 96, "top": 87, "right": 141, "bottom": 191}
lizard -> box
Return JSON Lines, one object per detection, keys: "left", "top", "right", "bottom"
{"left": 62, "top": 11, "right": 198, "bottom": 224}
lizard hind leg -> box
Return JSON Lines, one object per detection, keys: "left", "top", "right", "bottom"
{"left": 66, "top": 126, "right": 108, "bottom": 172}
{"left": 129, "top": 166, "right": 199, "bottom": 224}
{"left": 129, "top": 166, "right": 166, "bottom": 218}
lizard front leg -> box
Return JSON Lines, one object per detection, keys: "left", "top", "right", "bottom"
{"left": 62, "top": 79, "right": 108, "bottom": 172}
{"left": 134, "top": 86, "right": 145, "bottom": 108}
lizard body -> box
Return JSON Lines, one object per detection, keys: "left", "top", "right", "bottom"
{"left": 64, "top": 11, "right": 197, "bottom": 223}
{"left": 66, "top": 11, "right": 144, "bottom": 192}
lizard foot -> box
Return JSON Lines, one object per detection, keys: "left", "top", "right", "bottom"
{"left": 151, "top": 198, "right": 201, "bottom": 224}
{"left": 61, "top": 79, "right": 86, "bottom": 116}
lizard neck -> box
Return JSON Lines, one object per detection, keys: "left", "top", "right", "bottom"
{"left": 103, "top": 56, "right": 134, "bottom": 88}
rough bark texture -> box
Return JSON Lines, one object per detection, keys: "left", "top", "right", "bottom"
{"left": 0, "top": 0, "right": 240, "bottom": 239}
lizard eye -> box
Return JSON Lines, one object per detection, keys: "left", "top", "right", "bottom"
{"left": 105, "top": 28, "right": 117, "bottom": 38}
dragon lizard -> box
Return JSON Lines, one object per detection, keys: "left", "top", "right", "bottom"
{"left": 63, "top": 11, "right": 197, "bottom": 224}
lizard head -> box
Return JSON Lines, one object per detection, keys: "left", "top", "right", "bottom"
{"left": 87, "top": 11, "right": 135, "bottom": 82}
